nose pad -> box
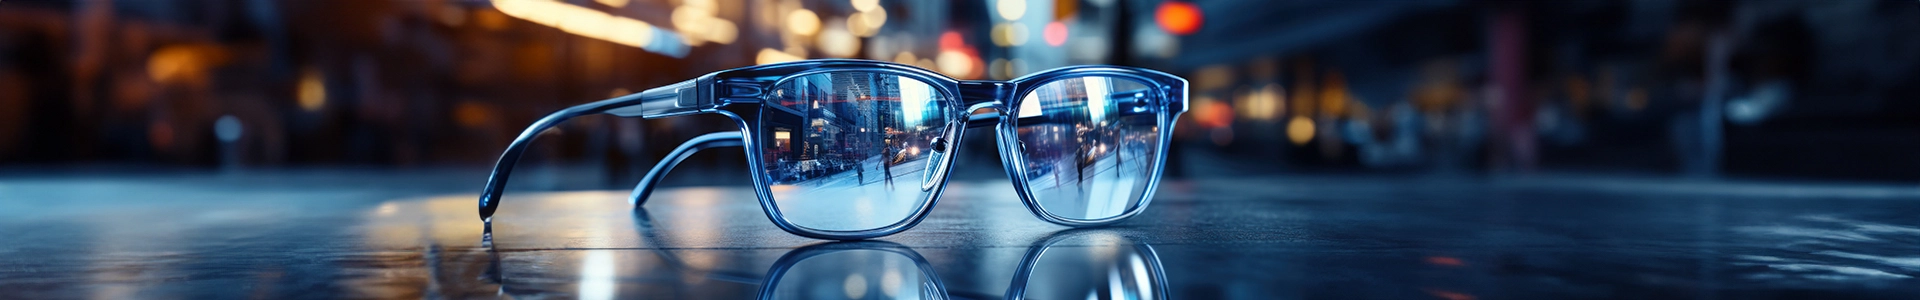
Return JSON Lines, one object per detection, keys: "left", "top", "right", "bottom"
{"left": 919, "top": 136, "right": 949, "bottom": 191}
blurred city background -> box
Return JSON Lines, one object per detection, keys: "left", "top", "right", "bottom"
{"left": 1, "top": 0, "right": 1917, "bottom": 187}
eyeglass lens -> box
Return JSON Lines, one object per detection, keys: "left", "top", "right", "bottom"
{"left": 1012, "top": 76, "right": 1161, "bottom": 221}
{"left": 760, "top": 72, "right": 958, "bottom": 232}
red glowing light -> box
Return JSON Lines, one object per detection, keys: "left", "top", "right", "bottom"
{"left": 1155, "top": 1, "right": 1203, "bottom": 35}
{"left": 1043, "top": 21, "right": 1068, "bottom": 46}
{"left": 940, "top": 31, "right": 964, "bottom": 50}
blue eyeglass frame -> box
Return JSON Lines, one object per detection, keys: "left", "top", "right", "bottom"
{"left": 477, "top": 59, "right": 1188, "bottom": 240}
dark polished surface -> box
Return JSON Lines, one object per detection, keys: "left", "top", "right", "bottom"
{"left": 3, "top": 171, "right": 1920, "bottom": 299}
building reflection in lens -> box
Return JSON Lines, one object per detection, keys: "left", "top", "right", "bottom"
{"left": 1013, "top": 76, "right": 1163, "bottom": 221}
{"left": 760, "top": 71, "right": 957, "bottom": 231}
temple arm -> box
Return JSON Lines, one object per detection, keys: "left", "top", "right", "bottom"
{"left": 628, "top": 131, "right": 744, "bottom": 206}
{"left": 478, "top": 79, "right": 706, "bottom": 221}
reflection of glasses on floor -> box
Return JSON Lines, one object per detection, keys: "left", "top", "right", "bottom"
{"left": 473, "top": 210, "right": 1166, "bottom": 298}
{"left": 761, "top": 231, "right": 1168, "bottom": 300}
{"left": 478, "top": 59, "right": 1188, "bottom": 240}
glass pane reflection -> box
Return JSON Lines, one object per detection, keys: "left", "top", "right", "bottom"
{"left": 760, "top": 72, "right": 956, "bottom": 231}
{"left": 767, "top": 249, "right": 942, "bottom": 300}
{"left": 1013, "top": 76, "right": 1160, "bottom": 220}
{"left": 1015, "top": 234, "right": 1165, "bottom": 300}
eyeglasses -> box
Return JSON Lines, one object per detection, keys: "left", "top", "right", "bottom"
{"left": 477, "top": 59, "right": 1187, "bottom": 240}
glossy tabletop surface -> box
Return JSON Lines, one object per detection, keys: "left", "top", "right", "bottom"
{"left": 3, "top": 171, "right": 1919, "bottom": 299}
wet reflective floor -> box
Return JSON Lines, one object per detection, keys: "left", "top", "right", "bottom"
{"left": 3, "top": 171, "right": 1920, "bottom": 299}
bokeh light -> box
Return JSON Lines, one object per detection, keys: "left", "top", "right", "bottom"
{"left": 850, "top": 0, "right": 879, "bottom": 12}
{"left": 818, "top": 18, "right": 861, "bottom": 58}
{"left": 787, "top": 9, "right": 821, "bottom": 36}
{"left": 495, "top": 0, "right": 685, "bottom": 55}
{"left": 991, "top": 22, "right": 1031, "bottom": 47}
{"left": 997, "top": 0, "right": 1028, "bottom": 21}
{"left": 1155, "top": 1, "right": 1203, "bottom": 35}
{"left": 1043, "top": 21, "right": 1068, "bottom": 46}
{"left": 296, "top": 68, "right": 325, "bottom": 112}
{"left": 1286, "top": 116, "right": 1314, "bottom": 145}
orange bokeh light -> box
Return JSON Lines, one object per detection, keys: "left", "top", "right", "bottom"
{"left": 934, "top": 31, "right": 985, "bottom": 79}
{"left": 1192, "top": 100, "right": 1234, "bottom": 128}
{"left": 1155, "top": 1, "right": 1203, "bottom": 35}
{"left": 940, "top": 31, "right": 965, "bottom": 50}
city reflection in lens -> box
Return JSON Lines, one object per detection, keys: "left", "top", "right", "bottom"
{"left": 761, "top": 242, "right": 947, "bottom": 300}
{"left": 1007, "top": 231, "right": 1168, "bottom": 300}
{"left": 1013, "top": 76, "right": 1161, "bottom": 220}
{"left": 761, "top": 72, "right": 959, "bottom": 232}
